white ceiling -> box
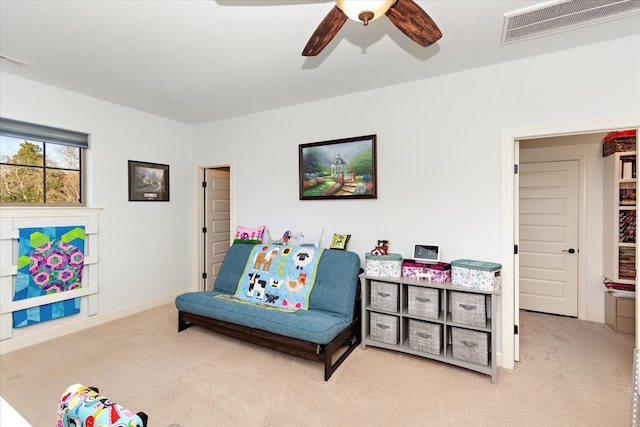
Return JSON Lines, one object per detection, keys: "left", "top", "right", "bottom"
{"left": 1, "top": 0, "right": 639, "bottom": 125}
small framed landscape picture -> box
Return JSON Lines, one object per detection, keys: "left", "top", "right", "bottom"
{"left": 299, "top": 134, "right": 377, "bottom": 200}
{"left": 128, "top": 160, "right": 170, "bottom": 202}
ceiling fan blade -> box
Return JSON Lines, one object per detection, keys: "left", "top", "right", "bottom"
{"left": 302, "top": 5, "right": 348, "bottom": 56}
{"left": 385, "top": 0, "right": 442, "bottom": 47}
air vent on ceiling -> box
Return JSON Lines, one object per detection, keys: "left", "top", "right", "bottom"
{"left": 501, "top": 0, "right": 640, "bottom": 44}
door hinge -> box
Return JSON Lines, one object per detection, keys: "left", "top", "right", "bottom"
{"left": 514, "top": 164, "right": 519, "bottom": 174}
{"left": 202, "top": 227, "right": 207, "bottom": 233}
{"left": 514, "top": 244, "right": 518, "bottom": 255}
{"left": 514, "top": 325, "right": 519, "bottom": 335}
{"left": 202, "top": 272, "right": 207, "bottom": 279}
{"left": 202, "top": 181, "right": 207, "bottom": 188}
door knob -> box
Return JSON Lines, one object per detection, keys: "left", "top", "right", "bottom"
{"left": 562, "top": 248, "right": 576, "bottom": 254}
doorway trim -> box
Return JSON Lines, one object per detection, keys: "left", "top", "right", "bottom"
{"left": 194, "top": 161, "right": 235, "bottom": 292}
{"left": 501, "top": 115, "right": 640, "bottom": 370}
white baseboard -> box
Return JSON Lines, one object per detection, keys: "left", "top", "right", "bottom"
{"left": 588, "top": 310, "right": 605, "bottom": 324}
{"left": 0, "top": 288, "right": 193, "bottom": 355}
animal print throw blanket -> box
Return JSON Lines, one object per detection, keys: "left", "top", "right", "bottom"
{"left": 222, "top": 244, "right": 324, "bottom": 311}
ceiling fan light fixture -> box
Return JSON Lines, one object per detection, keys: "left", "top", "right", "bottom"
{"left": 302, "top": 0, "right": 441, "bottom": 56}
{"left": 335, "top": 0, "right": 396, "bottom": 25}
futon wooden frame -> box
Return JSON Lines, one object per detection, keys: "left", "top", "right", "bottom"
{"left": 177, "top": 282, "right": 361, "bottom": 381}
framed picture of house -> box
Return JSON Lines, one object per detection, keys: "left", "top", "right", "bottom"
{"left": 128, "top": 160, "right": 170, "bottom": 201}
{"left": 299, "top": 135, "right": 377, "bottom": 200}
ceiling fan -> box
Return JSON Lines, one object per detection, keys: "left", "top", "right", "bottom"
{"left": 302, "top": 0, "right": 442, "bottom": 56}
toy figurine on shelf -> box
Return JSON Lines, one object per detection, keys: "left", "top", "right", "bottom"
{"left": 370, "top": 239, "right": 390, "bottom": 256}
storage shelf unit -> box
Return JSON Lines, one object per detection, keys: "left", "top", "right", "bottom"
{"left": 360, "top": 275, "right": 501, "bottom": 384}
{"left": 605, "top": 291, "right": 636, "bottom": 334}
{"left": 603, "top": 149, "right": 636, "bottom": 333}
{"left": 603, "top": 151, "right": 637, "bottom": 285}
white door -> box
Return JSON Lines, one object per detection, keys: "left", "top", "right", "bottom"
{"left": 204, "top": 169, "right": 231, "bottom": 291}
{"left": 519, "top": 160, "right": 579, "bottom": 317}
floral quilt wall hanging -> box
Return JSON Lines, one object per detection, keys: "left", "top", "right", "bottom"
{"left": 13, "top": 226, "right": 85, "bottom": 328}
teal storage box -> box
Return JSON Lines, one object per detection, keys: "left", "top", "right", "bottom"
{"left": 365, "top": 253, "right": 402, "bottom": 277}
{"left": 451, "top": 259, "right": 502, "bottom": 291}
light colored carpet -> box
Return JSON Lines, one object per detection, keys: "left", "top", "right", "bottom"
{"left": 0, "top": 303, "right": 634, "bottom": 426}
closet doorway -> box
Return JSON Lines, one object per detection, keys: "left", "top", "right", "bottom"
{"left": 200, "top": 166, "right": 232, "bottom": 291}
{"left": 501, "top": 117, "right": 639, "bottom": 368}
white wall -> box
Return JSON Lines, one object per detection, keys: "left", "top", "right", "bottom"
{"left": 0, "top": 73, "right": 195, "bottom": 351}
{"left": 193, "top": 34, "right": 640, "bottom": 362}
{"left": 1, "top": 33, "right": 638, "bottom": 355}
{"left": 195, "top": 34, "right": 640, "bottom": 266}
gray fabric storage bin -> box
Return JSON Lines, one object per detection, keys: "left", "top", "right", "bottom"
{"left": 370, "top": 281, "right": 399, "bottom": 312}
{"left": 408, "top": 286, "right": 439, "bottom": 319}
{"left": 369, "top": 312, "right": 399, "bottom": 345}
{"left": 409, "top": 319, "right": 442, "bottom": 355}
{"left": 451, "top": 327, "right": 489, "bottom": 366}
{"left": 450, "top": 291, "right": 487, "bottom": 327}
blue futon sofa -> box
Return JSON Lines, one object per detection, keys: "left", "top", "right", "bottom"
{"left": 175, "top": 243, "right": 362, "bottom": 380}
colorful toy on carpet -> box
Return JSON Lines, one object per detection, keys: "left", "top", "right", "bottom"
{"left": 57, "top": 384, "right": 148, "bottom": 427}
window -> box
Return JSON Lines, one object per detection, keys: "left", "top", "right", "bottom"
{"left": 0, "top": 118, "right": 88, "bottom": 206}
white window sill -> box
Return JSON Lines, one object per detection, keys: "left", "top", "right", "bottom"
{"left": 0, "top": 207, "right": 102, "bottom": 218}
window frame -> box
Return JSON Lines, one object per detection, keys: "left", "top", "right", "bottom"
{"left": 0, "top": 118, "right": 88, "bottom": 207}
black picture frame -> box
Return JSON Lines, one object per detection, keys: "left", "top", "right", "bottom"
{"left": 128, "top": 160, "right": 170, "bottom": 202}
{"left": 299, "top": 134, "right": 377, "bottom": 200}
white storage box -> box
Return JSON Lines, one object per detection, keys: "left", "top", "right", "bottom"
{"left": 366, "top": 253, "right": 402, "bottom": 277}
{"left": 450, "top": 292, "right": 487, "bottom": 328}
{"left": 451, "top": 327, "right": 489, "bottom": 366}
{"left": 409, "top": 320, "right": 442, "bottom": 355}
{"left": 369, "top": 312, "right": 399, "bottom": 345}
{"left": 370, "top": 281, "right": 399, "bottom": 312}
{"left": 451, "top": 259, "right": 502, "bottom": 291}
{"left": 407, "top": 286, "right": 439, "bottom": 319}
